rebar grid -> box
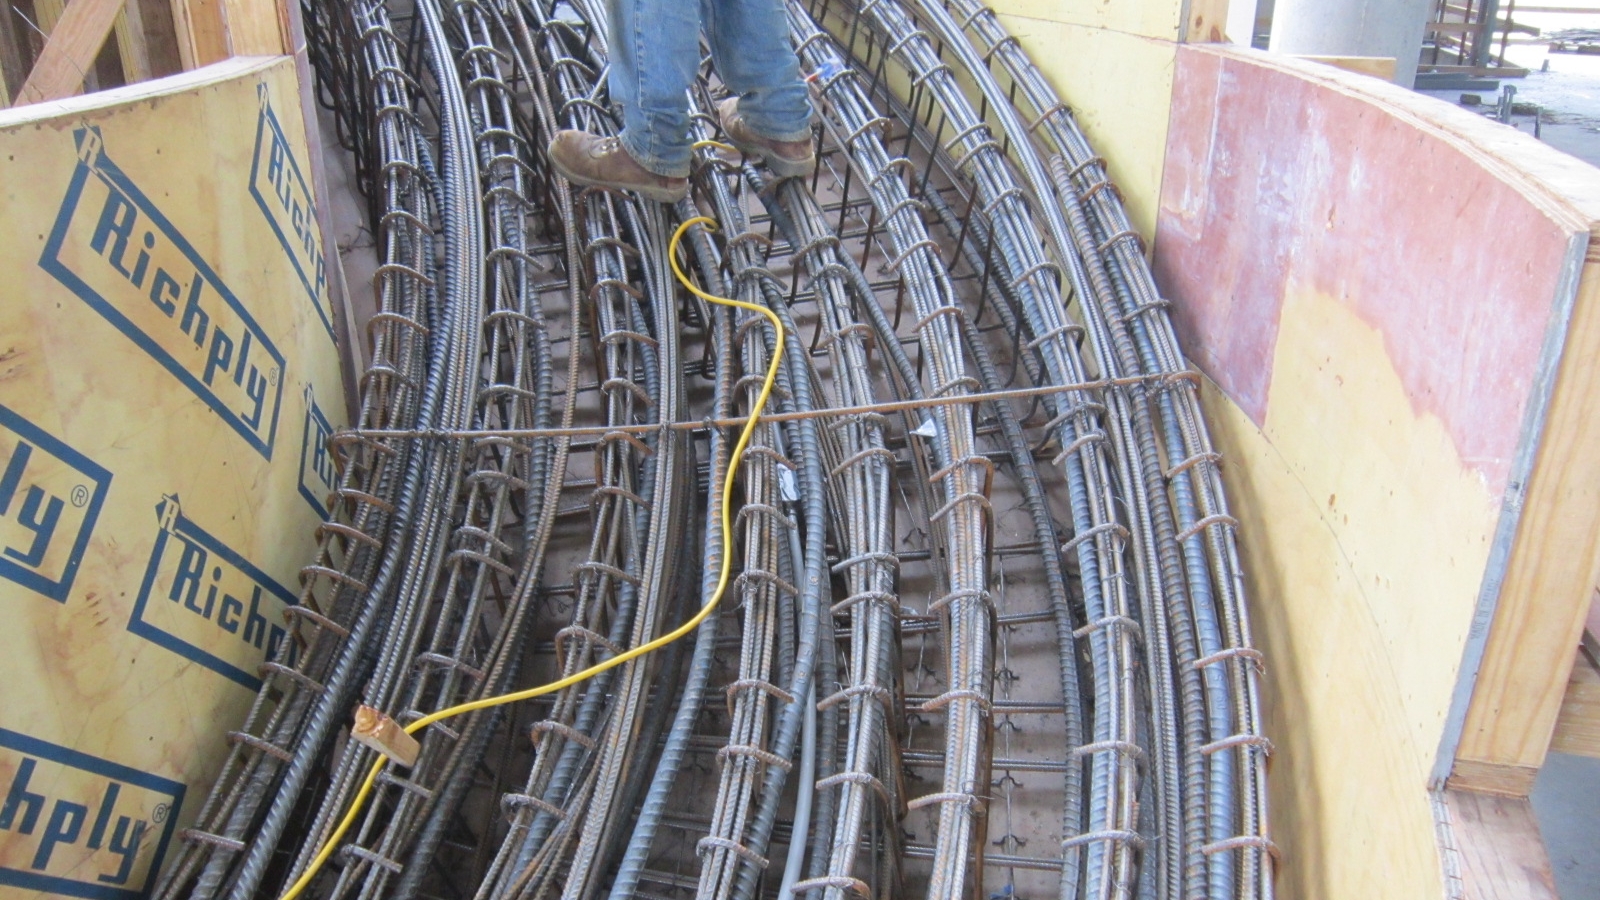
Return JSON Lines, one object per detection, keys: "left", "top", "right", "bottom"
{"left": 151, "top": 0, "right": 1274, "bottom": 896}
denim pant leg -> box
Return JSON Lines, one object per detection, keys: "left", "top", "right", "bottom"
{"left": 606, "top": 0, "right": 699, "bottom": 176}
{"left": 703, "top": 0, "right": 813, "bottom": 141}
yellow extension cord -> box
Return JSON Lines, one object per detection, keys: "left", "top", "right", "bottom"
{"left": 279, "top": 215, "right": 782, "bottom": 900}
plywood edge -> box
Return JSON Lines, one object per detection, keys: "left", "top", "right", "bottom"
{"left": 1292, "top": 54, "right": 1398, "bottom": 81}
{"left": 0, "top": 53, "right": 281, "bottom": 127}
{"left": 1434, "top": 788, "right": 1559, "bottom": 900}
{"left": 281, "top": 0, "right": 360, "bottom": 419}
{"left": 989, "top": 11, "right": 1182, "bottom": 47}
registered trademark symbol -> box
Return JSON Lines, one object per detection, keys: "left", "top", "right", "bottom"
{"left": 71, "top": 485, "right": 89, "bottom": 508}
{"left": 152, "top": 803, "right": 170, "bottom": 823}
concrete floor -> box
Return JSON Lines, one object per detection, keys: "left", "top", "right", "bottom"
{"left": 1532, "top": 752, "right": 1600, "bottom": 899}
{"left": 1416, "top": 18, "right": 1600, "bottom": 167}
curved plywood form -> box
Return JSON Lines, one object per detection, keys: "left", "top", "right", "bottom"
{"left": 1153, "top": 44, "right": 1600, "bottom": 899}
{"left": 0, "top": 56, "right": 347, "bottom": 895}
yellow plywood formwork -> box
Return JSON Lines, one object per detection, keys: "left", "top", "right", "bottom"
{"left": 1199, "top": 376, "right": 1448, "bottom": 899}
{"left": 989, "top": 0, "right": 1187, "bottom": 40}
{"left": 1156, "top": 45, "right": 1600, "bottom": 898}
{"left": 992, "top": 14, "right": 1177, "bottom": 240}
{"left": 0, "top": 55, "right": 344, "bottom": 897}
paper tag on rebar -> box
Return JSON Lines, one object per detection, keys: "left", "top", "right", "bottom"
{"left": 913, "top": 418, "right": 939, "bottom": 438}
{"left": 778, "top": 467, "right": 800, "bottom": 501}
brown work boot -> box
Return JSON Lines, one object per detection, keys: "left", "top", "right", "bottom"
{"left": 547, "top": 131, "right": 687, "bottom": 202}
{"left": 716, "top": 97, "right": 816, "bottom": 179}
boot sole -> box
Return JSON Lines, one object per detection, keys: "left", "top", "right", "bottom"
{"left": 728, "top": 138, "right": 816, "bottom": 180}
{"left": 549, "top": 152, "right": 688, "bottom": 203}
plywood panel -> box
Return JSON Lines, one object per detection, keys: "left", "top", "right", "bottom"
{"left": 988, "top": 0, "right": 1183, "bottom": 40}
{"left": 1154, "top": 43, "right": 1600, "bottom": 898}
{"left": 0, "top": 56, "right": 345, "bottom": 896}
{"left": 1155, "top": 46, "right": 1576, "bottom": 500}
{"left": 1200, "top": 377, "right": 1446, "bottom": 900}
{"left": 994, "top": 15, "right": 1175, "bottom": 240}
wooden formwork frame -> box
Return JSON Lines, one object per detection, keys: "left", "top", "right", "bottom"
{"left": 0, "top": 0, "right": 286, "bottom": 105}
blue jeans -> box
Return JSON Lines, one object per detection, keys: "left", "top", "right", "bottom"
{"left": 606, "top": 0, "right": 814, "bottom": 177}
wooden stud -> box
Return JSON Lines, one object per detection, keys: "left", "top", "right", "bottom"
{"left": 32, "top": 0, "right": 64, "bottom": 33}
{"left": 1447, "top": 758, "right": 1540, "bottom": 798}
{"left": 169, "top": 0, "right": 226, "bottom": 70}
{"left": 1451, "top": 228, "right": 1600, "bottom": 793}
{"left": 219, "top": 0, "right": 285, "bottom": 56}
{"left": 14, "top": 0, "right": 125, "bottom": 104}
{"left": 112, "top": 2, "right": 149, "bottom": 83}
{"left": 131, "top": 0, "right": 180, "bottom": 77}
{"left": 351, "top": 705, "right": 420, "bottom": 767}
{"left": 0, "top": 2, "right": 27, "bottom": 106}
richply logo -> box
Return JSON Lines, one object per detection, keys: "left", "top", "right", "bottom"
{"left": 0, "top": 729, "right": 184, "bottom": 900}
{"left": 39, "top": 126, "right": 286, "bottom": 461}
{"left": 250, "top": 84, "right": 335, "bottom": 346}
{"left": 126, "top": 495, "right": 296, "bottom": 690}
{"left": 297, "top": 385, "right": 336, "bottom": 520}
{"left": 0, "top": 404, "right": 112, "bottom": 602}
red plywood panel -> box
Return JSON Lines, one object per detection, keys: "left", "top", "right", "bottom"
{"left": 1153, "top": 46, "right": 1574, "bottom": 496}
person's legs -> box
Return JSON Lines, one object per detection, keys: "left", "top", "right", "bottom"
{"left": 604, "top": 0, "right": 699, "bottom": 176}
{"left": 702, "top": 0, "right": 812, "bottom": 141}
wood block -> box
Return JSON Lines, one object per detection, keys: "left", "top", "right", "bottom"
{"left": 1439, "top": 789, "right": 1559, "bottom": 900}
{"left": 351, "top": 705, "right": 420, "bottom": 767}
{"left": 1447, "top": 758, "right": 1540, "bottom": 797}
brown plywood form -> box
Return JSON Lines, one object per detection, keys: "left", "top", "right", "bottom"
{"left": 1154, "top": 43, "right": 1600, "bottom": 899}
